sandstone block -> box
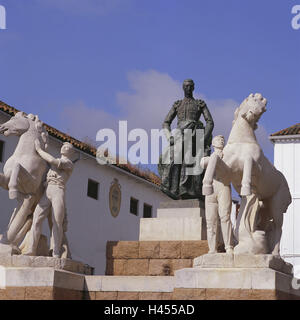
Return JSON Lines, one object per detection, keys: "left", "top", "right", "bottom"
{"left": 139, "top": 241, "right": 160, "bottom": 259}
{"left": 160, "top": 242, "right": 181, "bottom": 259}
{"left": 172, "top": 259, "right": 192, "bottom": 273}
{"left": 173, "top": 288, "right": 206, "bottom": 300}
{"left": 112, "top": 259, "right": 127, "bottom": 276}
{"left": 149, "top": 259, "right": 172, "bottom": 276}
{"left": 25, "top": 287, "right": 53, "bottom": 300}
{"left": 181, "top": 241, "right": 208, "bottom": 259}
{"left": 139, "top": 292, "right": 163, "bottom": 300}
{"left": 125, "top": 259, "right": 149, "bottom": 276}
{"left": 117, "top": 292, "right": 139, "bottom": 300}
{"left": 110, "top": 241, "right": 139, "bottom": 259}
{"left": 95, "top": 291, "right": 118, "bottom": 300}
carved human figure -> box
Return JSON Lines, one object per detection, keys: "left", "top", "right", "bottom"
{"left": 24, "top": 141, "right": 74, "bottom": 258}
{"left": 201, "top": 135, "right": 233, "bottom": 254}
{"left": 0, "top": 112, "right": 49, "bottom": 252}
{"left": 158, "top": 79, "right": 214, "bottom": 200}
{"left": 202, "top": 93, "right": 291, "bottom": 255}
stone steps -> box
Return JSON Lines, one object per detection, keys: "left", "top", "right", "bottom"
{"left": 105, "top": 240, "right": 209, "bottom": 276}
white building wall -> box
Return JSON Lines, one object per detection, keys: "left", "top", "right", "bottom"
{"left": 0, "top": 111, "right": 169, "bottom": 274}
{"left": 273, "top": 139, "right": 300, "bottom": 272}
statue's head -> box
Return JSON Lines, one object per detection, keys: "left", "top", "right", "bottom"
{"left": 183, "top": 79, "right": 194, "bottom": 97}
{"left": 233, "top": 93, "right": 267, "bottom": 130}
{"left": 0, "top": 112, "right": 29, "bottom": 136}
{"left": 212, "top": 135, "right": 225, "bottom": 150}
{"left": 61, "top": 142, "right": 74, "bottom": 158}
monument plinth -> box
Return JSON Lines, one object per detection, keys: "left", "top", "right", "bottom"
{"left": 139, "top": 200, "right": 206, "bottom": 241}
{"left": 173, "top": 253, "right": 300, "bottom": 300}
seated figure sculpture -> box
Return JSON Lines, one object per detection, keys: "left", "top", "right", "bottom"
{"left": 158, "top": 79, "right": 214, "bottom": 200}
{"left": 24, "top": 140, "right": 74, "bottom": 258}
{"left": 201, "top": 135, "right": 233, "bottom": 254}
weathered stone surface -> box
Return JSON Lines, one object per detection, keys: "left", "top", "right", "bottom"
{"left": 109, "top": 241, "right": 139, "bottom": 259}
{"left": 100, "top": 276, "right": 174, "bottom": 292}
{"left": 140, "top": 217, "right": 205, "bottom": 241}
{"left": 173, "top": 288, "right": 206, "bottom": 300}
{"left": 125, "top": 259, "right": 149, "bottom": 276}
{"left": 0, "top": 254, "right": 93, "bottom": 275}
{"left": 157, "top": 208, "right": 204, "bottom": 219}
{"left": 194, "top": 253, "right": 234, "bottom": 268}
{"left": 159, "top": 199, "right": 204, "bottom": 209}
{"left": 117, "top": 292, "right": 139, "bottom": 300}
{"left": 95, "top": 291, "right": 118, "bottom": 300}
{"left": 112, "top": 259, "right": 127, "bottom": 276}
{"left": 181, "top": 241, "right": 208, "bottom": 259}
{"left": 194, "top": 253, "right": 293, "bottom": 274}
{"left": 172, "top": 259, "right": 192, "bottom": 271}
{"left": 53, "top": 287, "right": 82, "bottom": 300}
{"left": 0, "top": 244, "right": 21, "bottom": 256}
{"left": 139, "top": 292, "right": 163, "bottom": 300}
{"left": 139, "top": 241, "right": 160, "bottom": 259}
{"left": 149, "top": 259, "right": 172, "bottom": 276}
{"left": 25, "top": 287, "right": 53, "bottom": 300}
{"left": 0, "top": 287, "right": 26, "bottom": 300}
{"left": 160, "top": 242, "right": 181, "bottom": 259}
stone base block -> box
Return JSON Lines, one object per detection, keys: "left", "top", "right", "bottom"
{"left": 175, "top": 261, "right": 300, "bottom": 299}
{"left": 0, "top": 267, "right": 85, "bottom": 300}
{"left": 140, "top": 201, "right": 206, "bottom": 241}
{"left": 139, "top": 217, "right": 206, "bottom": 241}
{"left": 0, "top": 255, "right": 94, "bottom": 275}
{"left": 194, "top": 253, "right": 293, "bottom": 274}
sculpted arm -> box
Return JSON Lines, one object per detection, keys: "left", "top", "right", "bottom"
{"left": 162, "top": 103, "right": 178, "bottom": 141}
{"left": 35, "top": 140, "right": 60, "bottom": 167}
{"left": 201, "top": 102, "right": 214, "bottom": 141}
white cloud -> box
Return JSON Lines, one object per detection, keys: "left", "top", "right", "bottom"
{"left": 36, "top": 0, "right": 126, "bottom": 16}
{"left": 60, "top": 69, "right": 273, "bottom": 159}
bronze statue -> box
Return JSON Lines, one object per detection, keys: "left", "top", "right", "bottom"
{"left": 158, "top": 79, "right": 214, "bottom": 200}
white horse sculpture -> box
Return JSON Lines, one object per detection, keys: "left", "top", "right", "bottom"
{"left": 202, "top": 93, "right": 291, "bottom": 255}
{"left": 0, "top": 112, "right": 49, "bottom": 247}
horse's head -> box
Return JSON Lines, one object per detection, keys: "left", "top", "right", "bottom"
{"left": 0, "top": 112, "right": 49, "bottom": 148}
{"left": 0, "top": 112, "right": 30, "bottom": 136}
{"left": 234, "top": 93, "right": 267, "bottom": 129}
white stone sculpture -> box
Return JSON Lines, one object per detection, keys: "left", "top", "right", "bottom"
{"left": 202, "top": 93, "right": 291, "bottom": 255}
{"left": 0, "top": 112, "right": 49, "bottom": 252}
{"left": 201, "top": 135, "right": 233, "bottom": 254}
{"left": 23, "top": 141, "right": 74, "bottom": 258}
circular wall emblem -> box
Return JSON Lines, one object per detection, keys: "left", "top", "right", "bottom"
{"left": 109, "top": 179, "right": 121, "bottom": 218}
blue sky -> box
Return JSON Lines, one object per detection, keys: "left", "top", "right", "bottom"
{"left": 0, "top": 0, "right": 299, "bottom": 164}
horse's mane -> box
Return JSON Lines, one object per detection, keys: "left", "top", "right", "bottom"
{"left": 16, "top": 112, "right": 49, "bottom": 149}
{"left": 232, "top": 98, "right": 247, "bottom": 126}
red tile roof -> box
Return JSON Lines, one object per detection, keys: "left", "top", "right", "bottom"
{"left": 0, "top": 100, "right": 161, "bottom": 186}
{"left": 270, "top": 123, "right": 300, "bottom": 137}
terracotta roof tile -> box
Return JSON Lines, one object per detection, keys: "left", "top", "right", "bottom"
{"left": 270, "top": 123, "right": 300, "bottom": 137}
{"left": 0, "top": 100, "right": 161, "bottom": 186}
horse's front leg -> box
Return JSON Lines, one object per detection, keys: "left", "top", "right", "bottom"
{"left": 241, "top": 156, "right": 253, "bottom": 196}
{"left": 8, "top": 163, "right": 35, "bottom": 199}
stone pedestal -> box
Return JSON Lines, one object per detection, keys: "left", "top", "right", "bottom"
{"left": 139, "top": 200, "right": 206, "bottom": 241}
{"left": 0, "top": 254, "right": 94, "bottom": 300}
{"left": 173, "top": 253, "right": 300, "bottom": 300}
{"left": 0, "top": 254, "right": 94, "bottom": 275}
{"left": 105, "top": 240, "right": 208, "bottom": 276}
